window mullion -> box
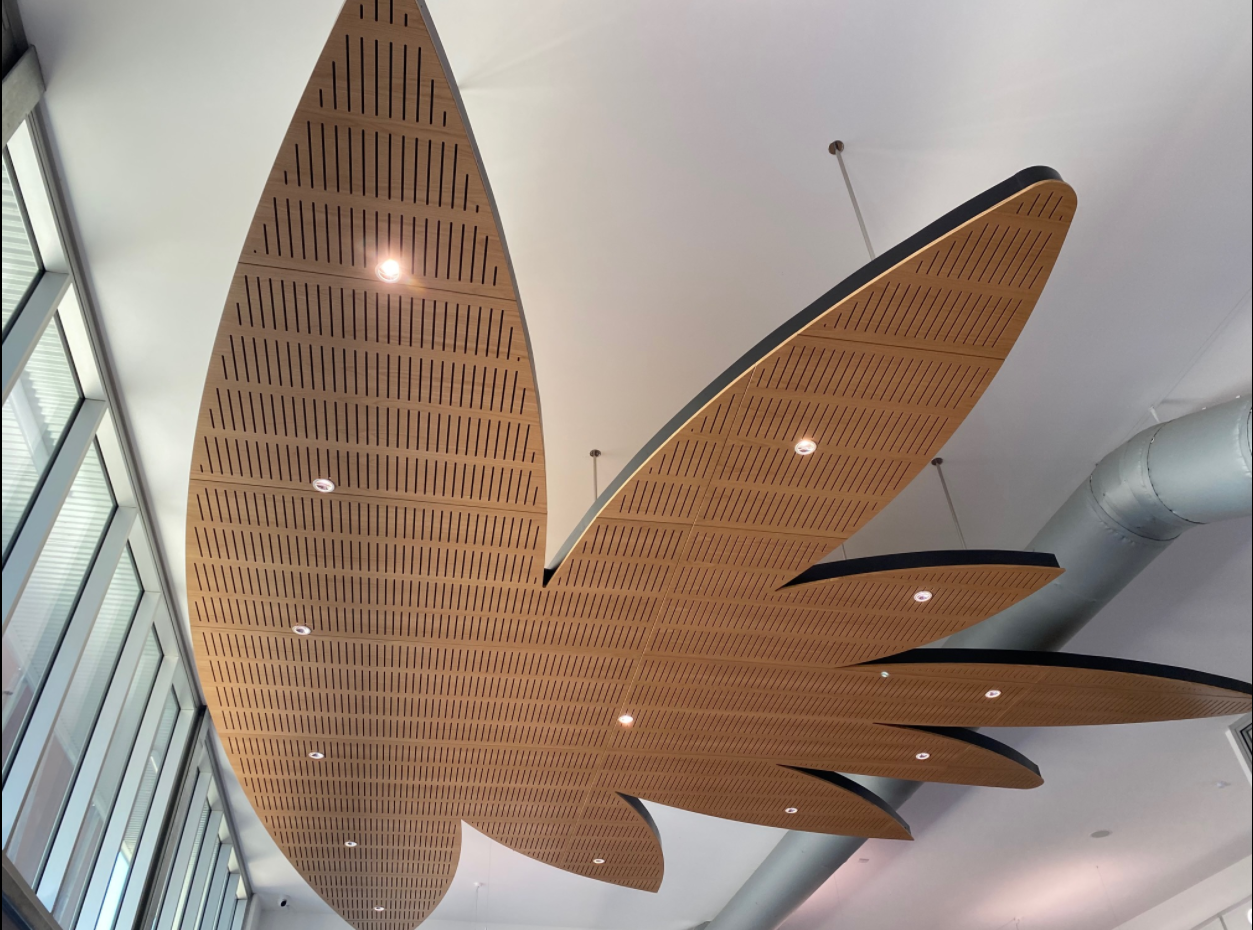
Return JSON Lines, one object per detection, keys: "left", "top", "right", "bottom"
{"left": 112, "top": 707, "right": 196, "bottom": 930}
{"left": 197, "top": 844, "right": 233, "bottom": 930}
{"left": 153, "top": 769, "right": 212, "bottom": 930}
{"left": 70, "top": 653, "right": 178, "bottom": 929}
{"left": 35, "top": 591, "right": 159, "bottom": 904}
{"left": 228, "top": 893, "right": 249, "bottom": 930}
{"left": 1, "top": 47, "right": 45, "bottom": 145}
{"left": 0, "top": 505, "right": 136, "bottom": 842}
{"left": 2, "top": 270, "right": 70, "bottom": 401}
{"left": 1, "top": 396, "right": 106, "bottom": 629}
{"left": 180, "top": 813, "right": 225, "bottom": 930}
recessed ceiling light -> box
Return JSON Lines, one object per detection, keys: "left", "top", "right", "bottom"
{"left": 913, "top": 590, "right": 933, "bottom": 603}
{"left": 784, "top": 807, "right": 798, "bottom": 814}
{"left": 880, "top": 670, "right": 890, "bottom": 678}
{"left": 292, "top": 625, "right": 312, "bottom": 636}
{"left": 794, "top": 439, "right": 817, "bottom": 456}
{"left": 344, "top": 840, "right": 359, "bottom": 848}
{"left": 312, "top": 477, "right": 336, "bottom": 493}
{"left": 985, "top": 689, "right": 1002, "bottom": 699}
{"left": 1090, "top": 830, "right": 1111, "bottom": 839}
{"left": 373, "top": 907, "right": 386, "bottom": 913}
{"left": 915, "top": 752, "right": 931, "bottom": 760}
{"left": 307, "top": 751, "right": 325, "bottom": 759}
{"left": 591, "top": 857, "right": 605, "bottom": 864}
{"left": 376, "top": 258, "right": 401, "bottom": 282}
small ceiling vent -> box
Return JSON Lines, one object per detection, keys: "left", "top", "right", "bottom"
{"left": 1227, "top": 713, "right": 1252, "bottom": 785}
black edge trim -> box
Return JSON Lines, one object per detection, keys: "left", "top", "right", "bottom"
{"left": 782, "top": 549, "right": 1059, "bottom": 588}
{"left": 615, "top": 792, "right": 661, "bottom": 843}
{"left": 782, "top": 766, "right": 912, "bottom": 837}
{"left": 867, "top": 648, "right": 1253, "bottom": 696}
{"left": 544, "top": 166, "right": 1065, "bottom": 581}
{"left": 885, "top": 725, "right": 1041, "bottom": 780}
{"left": 416, "top": 1, "right": 552, "bottom": 509}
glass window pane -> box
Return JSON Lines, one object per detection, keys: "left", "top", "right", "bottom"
{"left": 50, "top": 632, "right": 161, "bottom": 927}
{"left": 2, "top": 446, "right": 114, "bottom": 770}
{"left": 4, "top": 552, "right": 142, "bottom": 884}
{"left": 161, "top": 798, "right": 211, "bottom": 930}
{"left": 96, "top": 690, "right": 181, "bottom": 930}
{"left": 2, "top": 317, "right": 82, "bottom": 554}
{"left": 2, "top": 153, "right": 41, "bottom": 328}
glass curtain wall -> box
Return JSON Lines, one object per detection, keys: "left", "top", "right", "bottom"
{"left": 1, "top": 54, "right": 253, "bottom": 930}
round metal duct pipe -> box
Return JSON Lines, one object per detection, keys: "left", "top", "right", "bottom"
{"left": 706, "top": 395, "right": 1252, "bottom": 930}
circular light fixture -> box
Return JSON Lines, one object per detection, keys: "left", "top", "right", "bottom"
{"left": 784, "top": 807, "right": 798, "bottom": 814}
{"left": 344, "top": 840, "right": 359, "bottom": 848}
{"left": 376, "top": 258, "right": 401, "bottom": 282}
{"left": 915, "top": 752, "right": 931, "bottom": 761}
{"left": 794, "top": 439, "right": 818, "bottom": 456}
{"left": 373, "top": 907, "right": 386, "bottom": 913}
{"left": 312, "top": 477, "right": 336, "bottom": 493}
{"left": 617, "top": 714, "right": 635, "bottom": 727}
{"left": 913, "top": 590, "right": 933, "bottom": 603}
{"left": 1089, "top": 830, "right": 1111, "bottom": 839}
{"left": 292, "top": 625, "right": 312, "bottom": 636}
{"left": 880, "top": 670, "right": 890, "bottom": 678}
{"left": 591, "top": 857, "right": 605, "bottom": 865}
{"left": 307, "top": 750, "right": 325, "bottom": 759}
{"left": 985, "top": 689, "right": 1002, "bottom": 699}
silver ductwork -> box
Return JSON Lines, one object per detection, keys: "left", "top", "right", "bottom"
{"left": 706, "top": 395, "right": 1253, "bottom": 930}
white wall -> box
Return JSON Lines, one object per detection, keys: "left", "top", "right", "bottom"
{"left": 1113, "top": 856, "right": 1251, "bottom": 930}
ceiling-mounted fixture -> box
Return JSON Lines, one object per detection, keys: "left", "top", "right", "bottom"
{"left": 307, "top": 751, "right": 325, "bottom": 759}
{"left": 183, "top": 5, "right": 1251, "bottom": 926}
{"left": 291, "top": 625, "right": 312, "bottom": 636}
{"left": 375, "top": 258, "right": 401, "bottom": 282}
{"left": 617, "top": 714, "right": 635, "bottom": 727}
{"left": 985, "top": 690, "right": 1002, "bottom": 699}
{"left": 794, "top": 439, "right": 817, "bottom": 455}
{"left": 311, "top": 478, "right": 335, "bottom": 493}
{"left": 912, "top": 590, "right": 933, "bottom": 603}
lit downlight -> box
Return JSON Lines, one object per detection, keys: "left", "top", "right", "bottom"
{"left": 913, "top": 590, "right": 933, "bottom": 603}
{"left": 617, "top": 714, "right": 635, "bottom": 727}
{"left": 915, "top": 752, "right": 931, "bottom": 761}
{"left": 794, "top": 439, "right": 817, "bottom": 456}
{"left": 312, "top": 478, "right": 336, "bottom": 493}
{"left": 292, "top": 625, "right": 312, "bottom": 636}
{"left": 376, "top": 258, "right": 401, "bottom": 282}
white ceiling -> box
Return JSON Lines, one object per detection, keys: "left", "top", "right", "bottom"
{"left": 15, "top": 0, "right": 1251, "bottom": 927}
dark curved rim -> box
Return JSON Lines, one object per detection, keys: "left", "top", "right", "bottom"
{"left": 866, "top": 648, "right": 1253, "bottom": 696}
{"left": 783, "top": 766, "right": 912, "bottom": 837}
{"left": 615, "top": 792, "right": 661, "bottom": 843}
{"left": 884, "top": 725, "right": 1041, "bottom": 780}
{"left": 545, "top": 165, "right": 1066, "bottom": 582}
{"left": 781, "top": 549, "right": 1060, "bottom": 588}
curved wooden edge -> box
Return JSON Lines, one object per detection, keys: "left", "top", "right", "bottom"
{"left": 782, "top": 549, "right": 1061, "bottom": 588}
{"left": 783, "top": 766, "right": 913, "bottom": 839}
{"left": 543, "top": 166, "right": 1067, "bottom": 582}
{"left": 869, "top": 648, "right": 1253, "bottom": 696}
{"left": 886, "top": 725, "right": 1042, "bottom": 787}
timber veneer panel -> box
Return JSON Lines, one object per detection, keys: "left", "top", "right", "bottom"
{"left": 187, "top": 3, "right": 1252, "bottom": 926}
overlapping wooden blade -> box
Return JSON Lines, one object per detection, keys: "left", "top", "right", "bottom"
{"left": 856, "top": 649, "right": 1253, "bottom": 727}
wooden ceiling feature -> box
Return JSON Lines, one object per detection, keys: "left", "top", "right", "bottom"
{"left": 186, "top": 5, "right": 1252, "bottom": 926}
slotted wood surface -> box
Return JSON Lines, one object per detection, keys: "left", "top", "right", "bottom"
{"left": 186, "top": 4, "right": 1253, "bottom": 927}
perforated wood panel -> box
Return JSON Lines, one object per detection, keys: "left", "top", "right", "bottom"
{"left": 187, "top": 5, "right": 1252, "bottom": 926}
